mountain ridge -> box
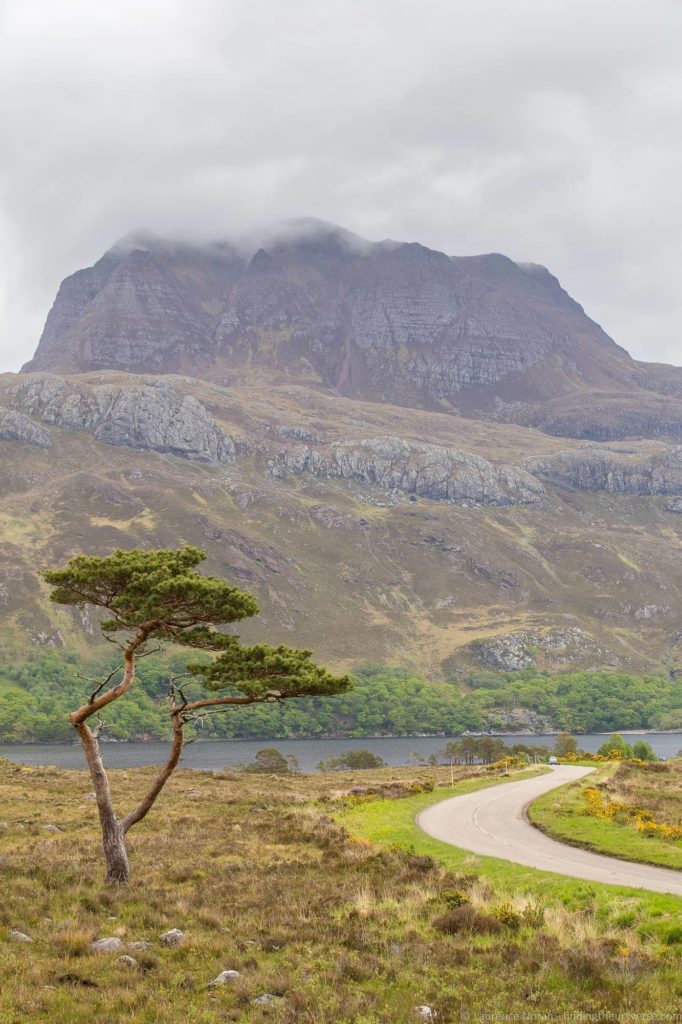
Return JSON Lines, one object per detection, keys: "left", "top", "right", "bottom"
{"left": 26, "top": 218, "right": 678, "bottom": 441}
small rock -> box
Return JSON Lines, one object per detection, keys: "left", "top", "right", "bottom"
{"left": 11, "top": 930, "right": 33, "bottom": 943}
{"left": 208, "top": 969, "right": 241, "bottom": 987}
{"left": 42, "top": 824, "right": 62, "bottom": 833}
{"left": 160, "top": 928, "right": 185, "bottom": 946}
{"left": 83, "top": 793, "right": 97, "bottom": 801}
{"left": 90, "top": 937, "right": 124, "bottom": 954}
{"left": 415, "top": 1009, "right": 436, "bottom": 1021}
{"left": 116, "top": 955, "right": 139, "bottom": 968}
{"left": 128, "top": 940, "right": 153, "bottom": 950}
{"left": 253, "top": 993, "right": 277, "bottom": 1006}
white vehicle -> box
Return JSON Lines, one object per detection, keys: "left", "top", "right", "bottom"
{"left": 548, "top": 756, "right": 558, "bottom": 765}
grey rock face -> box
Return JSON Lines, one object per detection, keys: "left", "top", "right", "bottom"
{"left": 23, "top": 221, "right": 636, "bottom": 427}
{"left": 0, "top": 407, "right": 52, "bottom": 447}
{"left": 528, "top": 446, "right": 682, "bottom": 495}
{"left": 269, "top": 437, "right": 544, "bottom": 507}
{"left": 475, "top": 627, "right": 596, "bottom": 671}
{"left": 2, "top": 376, "right": 238, "bottom": 463}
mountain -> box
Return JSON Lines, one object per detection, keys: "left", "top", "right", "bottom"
{"left": 5, "top": 219, "right": 682, "bottom": 679}
{"left": 23, "top": 219, "right": 682, "bottom": 440}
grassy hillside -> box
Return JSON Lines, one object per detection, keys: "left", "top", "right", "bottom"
{"left": 3, "top": 759, "right": 682, "bottom": 1022}
{"left": 3, "top": 373, "right": 682, "bottom": 677}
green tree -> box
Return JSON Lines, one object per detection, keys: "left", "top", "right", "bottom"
{"left": 596, "top": 732, "right": 633, "bottom": 759}
{"left": 244, "top": 747, "right": 295, "bottom": 774}
{"left": 42, "top": 546, "right": 351, "bottom": 883}
{"left": 632, "top": 740, "right": 657, "bottom": 762}
{"left": 318, "top": 749, "right": 386, "bottom": 771}
{"left": 554, "top": 732, "right": 578, "bottom": 757}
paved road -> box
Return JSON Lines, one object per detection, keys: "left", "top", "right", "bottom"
{"left": 418, "top": 765, "right": 682, "bottom": 894}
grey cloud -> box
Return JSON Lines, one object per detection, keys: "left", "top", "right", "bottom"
{"left": 1, "top": 0, "right": 681, "bottom": 372}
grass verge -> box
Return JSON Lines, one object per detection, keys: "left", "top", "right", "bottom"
{"left": 528, "top": 762, "right": 682, "bottom": 872}
{"left": 339, "top": 768, "right": 682, "bottom": 941}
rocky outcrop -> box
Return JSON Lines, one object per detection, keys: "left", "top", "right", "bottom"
{"left": 527, "top": 446, "right": 682, "bottom": 495}
{"left": 1, "top": 375, "right": 238, "bottom": 463}
{"left": 473, "top": 628, "right": 599, "bottom": 671}
{"left": 268, "top": 437, "right": 545, "bottom": 506}
{"left": 0, "top": 407, "right": 52, "bottom": 447}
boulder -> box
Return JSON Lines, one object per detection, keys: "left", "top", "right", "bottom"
{"left": 90, "top": 937, "right": 124, "bottom": 954}
{"left": 116, "top": 955, "right": 139, "bottom": 968}
{"left": 208, "top": 969, "right": 241, "bottom": 987}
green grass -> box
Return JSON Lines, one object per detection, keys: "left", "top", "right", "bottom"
{"left": 339, "top": 769, "right": 682, "bottom": 943}
{"left": 529, "top": 765, "right": 682, "bottom": 872}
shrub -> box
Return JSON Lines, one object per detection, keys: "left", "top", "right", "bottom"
{"left": 521, "top": 903, "right": 545, "bottom": 928}
{"left": 433, "top": 905, "right": 503, "bottom": 936}
{"left": 493, "top": 901, "right": 523, "bottom": 931}
{"left": 442, "top": 889, "right": 470, "bottom": 909}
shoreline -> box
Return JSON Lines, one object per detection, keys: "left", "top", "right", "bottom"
{"left": 2, "top": 729, "right": 681, "bottom": 747}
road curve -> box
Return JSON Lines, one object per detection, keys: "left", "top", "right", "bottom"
{"left": 418, "top": 765, "right": 682, "bottom": 895}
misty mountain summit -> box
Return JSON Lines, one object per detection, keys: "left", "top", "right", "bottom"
{"left": 23, "top": 218, "right": 682, "bottom": 441}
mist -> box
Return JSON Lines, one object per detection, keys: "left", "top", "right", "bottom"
{"left": 1, "top": 0, "right": 681, "bottom": 372}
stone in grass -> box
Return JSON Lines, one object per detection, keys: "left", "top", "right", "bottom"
{"left": 415, "top": 1008, "right": 436, "bottom": 1020}
{"left": 90, "top": 937, "right": 124, "bottom": 954}
{"left": 208, "top": 969, "right": 241, "bottom": 987}
{"left": 128, "top": 940, "right": 153, "bottom": 950}
{"left": 11, "top": 930, "right": 33, "bottom": 943}
{"left": 116, "top": 955, "right": 139, "bottom": 969}
{"left": 42, "top": 824, "right": 63, "bottom": 833}
{"left": 253, "top": 993, "right": 278, "bottom": 1006}
{"left": 160, "top": 928, "right": 185, "bottom": 946}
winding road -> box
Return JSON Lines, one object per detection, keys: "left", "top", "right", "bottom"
{"left": 417, "top": 765, "right": 682, "bottom": 895}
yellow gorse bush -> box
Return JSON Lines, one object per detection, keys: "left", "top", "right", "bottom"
{"left": 582, "top": 787, "right": 682, "bottom": 841}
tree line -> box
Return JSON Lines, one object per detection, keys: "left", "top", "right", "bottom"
{"left": 2, "top": 660, "right": 682, "bottom": 743}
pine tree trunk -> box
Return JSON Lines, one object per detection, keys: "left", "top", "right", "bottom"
{"left": 102, "top": 818, "right": 130, "bottom": 884}
{"left": 75, "top": 720, "right": 130, "bottom": 884}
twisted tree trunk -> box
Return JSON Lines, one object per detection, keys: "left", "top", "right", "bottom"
{"left": 75, "top": 720, "right": 130, "bottom": 883}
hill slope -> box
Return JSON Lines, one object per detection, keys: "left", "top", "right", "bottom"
{"left": 3, "top": 370, "right": 682, "bottom": 675}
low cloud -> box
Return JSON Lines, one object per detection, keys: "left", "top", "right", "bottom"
{"left": 1, "top": 0, "right": 681, "bottom": 371}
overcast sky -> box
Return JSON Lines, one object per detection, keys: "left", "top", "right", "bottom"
{"left": 1, "top": 0, "right": 681, "bottom": 373}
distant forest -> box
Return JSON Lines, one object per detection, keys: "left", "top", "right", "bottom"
{"left": 1, "top": 657, "right": 681, "bottom": 743}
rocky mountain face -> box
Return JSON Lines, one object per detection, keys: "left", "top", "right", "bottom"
{"left": 8, "top": 219, "right": 682, "bottom": 677}
{"left": 24, "top": 219, "right": 682, "bottom": 440}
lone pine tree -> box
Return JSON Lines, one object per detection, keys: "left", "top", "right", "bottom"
{"left": 42, "top": 546, "right": 352, "bottom": 883}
